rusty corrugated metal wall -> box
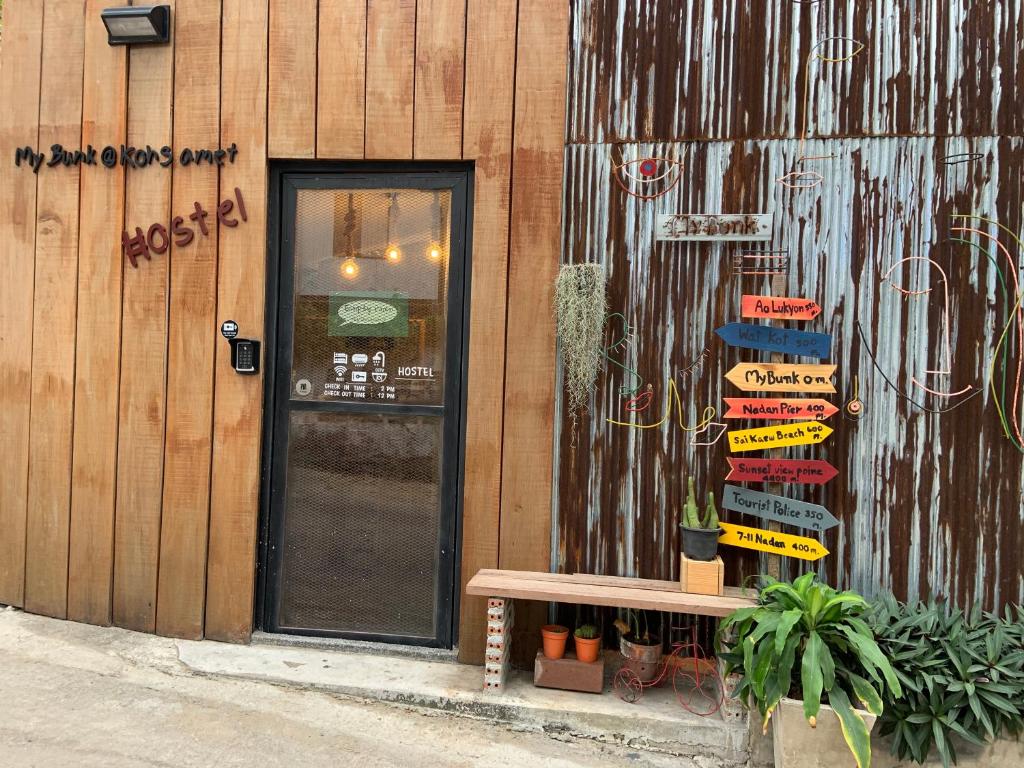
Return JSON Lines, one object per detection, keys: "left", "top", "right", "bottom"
{"left": 555, "top": 0, "right": 1024, "bottom": 611}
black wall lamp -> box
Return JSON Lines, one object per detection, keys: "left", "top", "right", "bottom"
{"left": 101, "top": 5, "right": 171, "bottom": 46}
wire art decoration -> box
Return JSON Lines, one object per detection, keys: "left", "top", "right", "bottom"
{"left": 602, "top": 312, "right": 644, "bottom": 396}
{"left": 690, "top": 420, "right": 728, "bottom": 447}
{"left": 606, "top": 378, "right": 716, "bottom": 433}
{"left": 880, "top": 256, "right": 975, "bottom": 399}
{"left": 625, "top": 385, "right": 655, "bottom": 413}
{"left": 613, "top": 625, "right": 725, "bottom": 716}
{"left": 612, "top": 156, "right": 685, "bottom": 200}
{"left": 777, "top": 36, "right": 866, "bottom": 190}
{"left": 844, "top": 375, "right": 864, "bottom": 420}
{"left": 857, "top": 215, "right": 1023, "bottom": 454}
{"left": 942, "top": 152, "right": 984, "bottom": 166}
{"left": 678, "top": 348, "right": 711, "bottom": 378}
{"left": 732, "top": 249, "right": 790, "bottom": 277}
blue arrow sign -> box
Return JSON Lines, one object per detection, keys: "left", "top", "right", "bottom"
{"left": 715, "top": 322, "right": 831, "bottom": 360}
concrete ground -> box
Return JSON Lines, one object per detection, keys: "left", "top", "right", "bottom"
{"left": 0, "top": 607, "right": 723, "bottom": 767}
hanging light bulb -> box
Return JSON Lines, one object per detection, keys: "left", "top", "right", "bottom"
{"left": 427, "top": 244, "right": 442, "bottom": 261}
{"left": 341, "top": 257, "right": 359, "bottom": 279}
{"left": 386, "top": 245, "right": 401, "bottom": 262}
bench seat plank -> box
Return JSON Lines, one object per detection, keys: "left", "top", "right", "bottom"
{"left": 466, "top": 569, "right": 756, "bottom": 617}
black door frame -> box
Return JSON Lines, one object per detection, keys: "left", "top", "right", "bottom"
{"left": 257, "top": 162, "right": 473, "bottom": 648}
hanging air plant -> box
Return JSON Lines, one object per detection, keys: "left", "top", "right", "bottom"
{"left": 555, "top": 263, "right": 607, "bottom": 416}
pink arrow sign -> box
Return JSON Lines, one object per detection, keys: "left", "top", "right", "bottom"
{"left": 726, "top": 458, "right": 839, "bottom": 485}
{"left": 741, "top": 295, "right": 822, "bottom": 321}
{"left": 723, "top": 398, "right": 838, "bottom": 420}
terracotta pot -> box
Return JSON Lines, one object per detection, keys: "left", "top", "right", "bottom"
{"left": 541, "top": 624, "right": 569, "bottom": 659}
{"left": 574, "top": 634, "right": 601, "bottom": 663}
{"left": 620, "top": 635, "right": 662, "bottom": 682}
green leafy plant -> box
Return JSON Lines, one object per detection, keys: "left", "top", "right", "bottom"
{"left": 613, "top": 609, "right": 656, "bottom": 644}
{"left": 717, "top": 573, "right": 902, "bottom": 768}
{"left": 682, "top": 476, "right": 719, "bottom": 529}
{"left": 867, "top": 595, "right": 1024, "bottom": 767}
{"left": 574, "top": 624, "right": 600, "bottom": 640}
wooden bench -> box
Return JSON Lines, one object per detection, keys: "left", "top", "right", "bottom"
{"left": 466, "top": 569, "right": 757, "bottom": 691}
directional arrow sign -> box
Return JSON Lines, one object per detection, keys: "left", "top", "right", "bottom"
{"left": 719, "top": 521, "right": 829, "bottom": 561}
{"left": 723, "top": 397, "right": 838, "bottom": 421}
{"left": 728, "top": 420, "right": 832, "bottom": 452}
{"left": 741, "top": 295, "right": 822, "bottom": 321}
{"left": 715, "top": 322, "right": 831, "bottom": 360}
{"left": 721, "top": 484, "right": 839, "bottom": 531}
{"left": 725, "top": 363, "right": 837, "bottom": 393}
{"left": 726, "top": 458, "right": 839, "bottom": 485}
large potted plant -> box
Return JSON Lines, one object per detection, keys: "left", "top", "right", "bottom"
{"left": 717, "top": 572, "right": 902, "bottom": 768}
{"left": 867, "top": 595, "right": 1024, "bottom": 767}
{"left": 680, "top": 476, "right": 721, "bottom": 561}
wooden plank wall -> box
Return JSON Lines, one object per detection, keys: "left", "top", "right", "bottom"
{"left": 0, "top": 0, "right": 570, "bottom": 664}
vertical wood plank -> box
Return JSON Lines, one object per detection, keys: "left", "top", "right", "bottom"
{"left": 112, "top": 4, "right": 176, "bottom": 633}
{"left": 456, "top": 0, "right": 517, "bottom": 664}
{"left": 156, "top": 0, "right": 222, "bottom": 640}
{"left": 413, "top": 0, "right": 465, "bottom": 159}
{"left": 316, "top": 1, "right": 366, "bottom": 159}
{"left": 500, "top": 0, "right": 569, "bottom": 664}
{"left": 0, "top": 0, "right": 44, "bottom": 609}
{"left": 365, "top": 0, "right": 415, "bottom": 159}
{"left": 205, "top": 0, "right": 268, "bottom": 643}
{"left": 67, "top": 2, "right": 129, "bottom": 626}
{"left": 269, "top": 0, "right": 317, "bottom": 158}
{"left": 23, "top": 0, "right": 86, "bottom": 619}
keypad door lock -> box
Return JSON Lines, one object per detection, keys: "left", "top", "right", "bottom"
{"left": 229, "top": 338, "right": 260, "bottom": 375}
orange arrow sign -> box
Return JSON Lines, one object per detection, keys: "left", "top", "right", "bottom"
{"left": 741, "top": 294, "right": 822, "bottom": 320}
{"left": 725, "top": 363, "right": 837, "bottom": 393}
{"left": 723, "top": 398, "right": 838, "bottom": 420}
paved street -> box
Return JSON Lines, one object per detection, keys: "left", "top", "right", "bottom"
{"left": 0, "top": 609, "right": 687, "bottom": 768}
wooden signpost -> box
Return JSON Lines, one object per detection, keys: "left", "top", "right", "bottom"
{"left": 715, "top": 322, "right": 831, "bottom": 360}
{"left": 725, "top": 458, "right": 839, "bottom": 485}
{"left": 718, "top": 522, "right": 829, "bottom": 562}
{"left": 727, "top": 421, "right": 832, "bottom": 452}
{"left": 724, "top": 363, "right": 837, "bottom": 393}
{"left": 721, "top": 484, "right": 839, "bottom": 531}
{"left": 655, "top": 213, "right": 773, "bottom": 241}
{"left": 741, "top": 294, "right": 822, "bottom": 321}
{"left": 723, "top": 397, "right": 838, "bottom": 420}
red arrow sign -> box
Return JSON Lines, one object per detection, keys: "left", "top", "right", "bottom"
{"left": 741, "top": 294, "right": 822, "bottom": 320}
{"left": 726, "top": 458, "right": 839, "bottom": 485}
{"left": 723, "top": 398, "right": 838, "bottom": 420}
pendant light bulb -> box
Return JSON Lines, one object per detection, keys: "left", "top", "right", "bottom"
{"left": 386, "top": 245, "right": 401, "bottom": 262}
{"left": 428, "top": 244, "right": 442, "bottom": 261}
{"left": 341, "top": 257, "right": 359, "bottom": 279}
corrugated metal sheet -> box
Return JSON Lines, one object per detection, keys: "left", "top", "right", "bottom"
{"left": 555, "top": 0, "right": 1024, "bottom": 612}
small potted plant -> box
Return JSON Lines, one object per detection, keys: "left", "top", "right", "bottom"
{"left": 680, "top": 476, "right": 721, "bottom": 561}
{"left": 614, "top": 610, "right": 662, "bottom": 682}
{"left": 540, "top": 624, "right": 569, "bottom": 660}
{"left": 573, "top": 624, "right": 601, "bottom": 663}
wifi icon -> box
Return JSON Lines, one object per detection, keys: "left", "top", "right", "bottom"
{"left": 333, "top": 365, "right": 347, "bottom": 378}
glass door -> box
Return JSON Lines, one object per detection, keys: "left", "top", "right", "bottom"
{"left": 262, "top": 169, "right": 469, "bottom": 647}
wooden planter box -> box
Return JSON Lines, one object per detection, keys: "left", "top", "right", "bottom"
{"left": 680, "top": 553, "right": 724, "bottom": 596}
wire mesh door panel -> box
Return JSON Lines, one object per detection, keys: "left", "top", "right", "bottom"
{"left": 266, "top": 172, "right": 468, "bottom": 646}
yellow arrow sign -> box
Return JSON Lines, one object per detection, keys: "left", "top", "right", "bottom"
{"left": 725, "top": 363, "right": 837, "bottom": 393}
{"left": 719, "top": 522, "right": 829, "bottom": 561}
{"left": 728, "top": 420, "right": 833, "bottom": 452}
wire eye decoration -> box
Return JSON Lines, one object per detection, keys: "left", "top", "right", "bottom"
{"left": 844, "top": 375, "right": 864, "bottom": 421}
{"left": 942, "top": 152, "right": 984, "bottom": 166}
{"left": 777, "top": 36, "right": 866, "bottom": 191}
{"left": 612, "top": 156, "right": 685, "bottom": 200}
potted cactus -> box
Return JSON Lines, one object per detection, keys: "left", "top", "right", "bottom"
{"left": 573, "top": 624, "right": 602, "bottom": 663}
{"left": 680, "top": 476, "right": 722, "bottom": 561}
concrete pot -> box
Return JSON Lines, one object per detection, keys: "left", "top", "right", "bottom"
{"left": 773, "top": 696, "right": 876, "bottom": 768}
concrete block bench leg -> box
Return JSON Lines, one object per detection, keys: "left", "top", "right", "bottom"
{"left": 483, "top": 597, "right": 513, "bottom": 692}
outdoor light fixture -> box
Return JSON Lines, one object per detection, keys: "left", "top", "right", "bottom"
{"left": 101, "top": 5, "right": 171, "bottom": 46}
{"left": 340, "top": 257, "right": 359, "bottom": 279}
